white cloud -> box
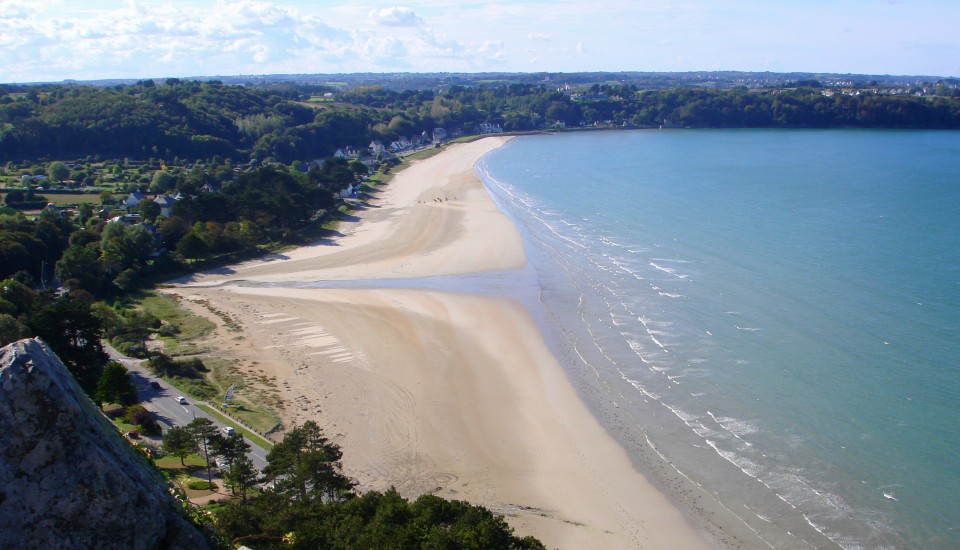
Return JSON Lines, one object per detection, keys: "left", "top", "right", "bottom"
{"left": 369, "top": 6, "right": 423, "bottom": 27}
{"left": 526, "top": 32, "right": 553, "bottom": 41}
{"left": 0, "top": 0, "right": 958, "bottom": 82}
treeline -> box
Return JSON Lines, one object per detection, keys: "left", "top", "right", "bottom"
{"left": 4, "top": 80, "right": 960, "bottom": 165}
{"left": 0, "top": 80, "right": 390, "bottom": 164}
{"left": 209, "top": 420, "right": 544, "bottom": 549}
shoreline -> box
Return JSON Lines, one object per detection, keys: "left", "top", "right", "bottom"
{"left": 169, "top": 137, "right": 715, "bottom": 549}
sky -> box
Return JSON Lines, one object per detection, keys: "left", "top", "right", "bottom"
{"left": 1, "top": 0, "right": 958, "bottom": 83}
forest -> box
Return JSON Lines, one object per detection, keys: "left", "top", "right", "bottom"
{"left": 3, "top": 78, "right": 960, "bottom": 165}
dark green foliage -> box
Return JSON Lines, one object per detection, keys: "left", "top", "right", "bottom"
{"left": 23, "top": 291, "right": 108, "bottom": 392}
{"left": 187, "top": 417, "right": 219, "bottom": 485}
{"left": 0, "top": 279, "right": 35, "bottom": 315}
{"left": 95, "top": 361, "right": 138, "bottom": 407}
{"left": 55, "top": 244, "right": 104, "bottom": 294}
{"left": 187, "top": 480, "right": 218, "bottom": 491}
{"left": 162, "top": 425, "right": 196, "bottom": 466}
{"left": 0, "top": 313, "right": 23, "bottom": 346}
{"left": 47, "top": 161, "right": 70, "bottom": 182}
{"left": 175, "top": 231, "right": 208, "bottom": 259}
{"left": 147, "top": 353, "right": 207, "bottom": 379}
{"left": 262, "top": 421, "right": 353, "bottom": 504}
{"left": 216, "top": 422, "right": 544, "bottom": 549}
{"left": 225, "top": 453, "right": 259, "bottom": 503}
{"left": 6, "top": 79, "right": 958, "bottom": 166}
{"left": 99, "top": 222, "right": 156, "bottom": 275}
{"left": 216, "top": 488, "right": 545, "bottom": 550}
{"left": 124, "top": 404, "right": 161, "bottom": 435}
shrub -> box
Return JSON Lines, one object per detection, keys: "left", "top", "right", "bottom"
{"left": 125, "top": 404, "right": 161, "bottom": 435}
{"left": 188, "top": 480, "right": 218, "bottom": 491}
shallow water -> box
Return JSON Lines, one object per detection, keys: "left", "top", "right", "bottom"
{"left": 477, "top": 129, "right": 960, "bottom": 549}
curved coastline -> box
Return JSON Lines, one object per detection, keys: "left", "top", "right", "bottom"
{"left": 168, "top": 137, "right": 715, "bottom": 549}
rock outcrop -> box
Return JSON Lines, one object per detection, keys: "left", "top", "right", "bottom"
{"left": 0, "top": 338, "right": 210, "bottom": 550}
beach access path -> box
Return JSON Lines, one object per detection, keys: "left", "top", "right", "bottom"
{"left": 165, "top": 137, "right": 714, "bottom": 549}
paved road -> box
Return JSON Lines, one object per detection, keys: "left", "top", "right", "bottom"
{"left": 106, "top": 344, "right": 269, "bottom": 471}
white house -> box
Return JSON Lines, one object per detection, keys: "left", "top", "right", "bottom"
{"left": 334, "top": 146, "right": 360, "bottom": 159}
{"left": 153, "top": 195, "right": 176, "bottom": 218}
{"left": 123, "top": 191, "right": 147, "bottom": 210}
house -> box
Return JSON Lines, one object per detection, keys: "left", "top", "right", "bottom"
{"left": 389, "top": 137, "right": 413, "bottom": 151}
{"left": 334, "top": 147, "right": 360, "bottom": 160}
{"left": 152, "top": 195, "right": 176, "bottom": 218}
{"left": 369, "top": 140, "right": 387, "bottom": 158}
{"left": 123, "top": 191, "right": 147, "bottom": 210}
{"left": 478, "top": 123, "right": 503, "bottom": 134}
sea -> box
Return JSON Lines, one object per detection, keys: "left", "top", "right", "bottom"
{"left": 473, "top": 129, "right": 960, "bottom": 549}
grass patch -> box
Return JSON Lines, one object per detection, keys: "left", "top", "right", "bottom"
{"left": 205, "top": 358, "right": 282, "bottom": 434}
{"left": 403, "top": 145, "right": 446, "bottom": 162}
{"left": 156, "top": 453, "right": 208, "bottom": 470}
{"left": 138, "top": 292, "right": 215, "bottom": 355}
{"left": 140, "top": 293, "right": 216, "bottom": 342}
{"left": 40, "top": 193, "right": 103, "bottom": 206}
{"left": 196, "top": 404, "right": 273, "bottom": 450}
{"left": 114, "top": 418, "right": 139, "bottom": 433}
{"left": 166, "top": 375, "right": 218, "bottom": 401}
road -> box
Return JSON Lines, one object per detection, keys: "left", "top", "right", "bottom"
{"left": 105, "top": 344, "right": 270, "bottom": 471}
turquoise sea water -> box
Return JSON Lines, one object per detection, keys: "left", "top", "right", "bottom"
{"left": 477, "top": 130, "right": 960, "bottom": 549}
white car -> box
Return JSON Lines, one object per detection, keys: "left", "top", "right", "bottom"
{"left": 222, "top": 426, "right": 236, "bottom": 437}
{"left": 176, "top": 396, "right": 187, "bottom": 405}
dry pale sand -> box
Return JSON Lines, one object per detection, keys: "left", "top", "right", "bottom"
{"left": 169, "top": 138, "right": 714, "bottom": 549}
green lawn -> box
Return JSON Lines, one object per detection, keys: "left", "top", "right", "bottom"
{"left": 156, "top": 453, "right": 208, "bottom": 470}
{"left": 39, "top": 193, "right": 103, "bottom": 206}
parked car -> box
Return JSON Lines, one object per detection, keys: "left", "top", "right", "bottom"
{"left": 222, "top": 426, "right": 236, "bottom": 437}
{"left": 127, "top": 430, "right": 139, "bottom": 439}
{"left": 176, "top": 396, "right": 187, "bottom": 405}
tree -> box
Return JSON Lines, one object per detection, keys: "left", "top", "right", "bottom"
{"left": 95, "top": 361, "right": 137, "bottom": 407}
{"left": 24, "top": 292, "right": 108, "bottom": 393}
{"left": 47, "top": 161, "right": 70, "bottom": 183}
{"left": 100, "top": 222, "right": 155, "bottom": 274}
{"left": 162, "top": 425, "right": 195, "bottom": 466}
{"left": 213, "top": 432, "right": 254, "bottom": 497}
{"left": 138, "top": 198, "right": 160, "bottom": 223}
{"left": 0, "top": 279, "right": 35, "bottom": 314}
{"left": 125, "top": 404, "right": 161, "bottom": 435}
{"left": 263, "top": 420, "right": 353, "bottom": 503}
{"left": 158, "top": 216, "right": 191, "bottom": 249}
{"left": 146, "top": 351, "right": 175, "bottom": 376}
{"left": 175, "top": 231, "right": 208, "bottom": 259}
{"left": 76, "top": 202, "right": 94, "bottom": 223}
{"left": 0, "top": 313, "right": 23, "bottom": 346}
{"left": 150, "top": 170, "right": 176, "bottom": 193}
{"left": 188, "top": 417, "right": 219, "bottom": 485}
{"left": 225, "top": 453, "right": 258, "bottom": 503}
{"left": 55, "top": 244, "right": 104, "bottom": 295}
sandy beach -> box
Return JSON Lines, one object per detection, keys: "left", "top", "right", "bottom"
{"left": 168, "top": 137, "right": 713, "bottom": 549}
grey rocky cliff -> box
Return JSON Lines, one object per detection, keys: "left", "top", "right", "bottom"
{"left": 0, "top": 338, "right": 211, "bottom": 550}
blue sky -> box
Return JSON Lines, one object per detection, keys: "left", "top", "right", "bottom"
{"left": 1, "top": 0, "right": 957, "bottom": 83}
